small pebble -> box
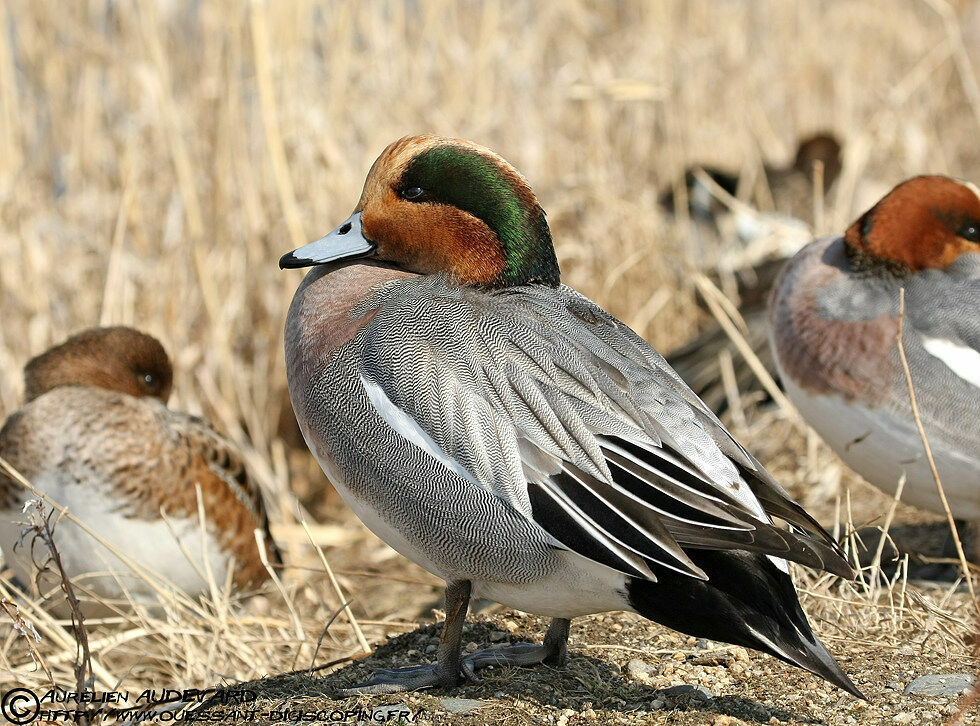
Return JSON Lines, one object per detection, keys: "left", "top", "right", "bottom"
{"left": 689, "top": 650, "right": 734, "bottom": 667}
{"left": 438, "top": 698, "right": 485, "bottom": 715}
{"left": 489, "top": 630, "right": 507, "bottom": 642}
{"left": 627, "top": 658, "right": 654, "bottom": 681}
{"left": 891, "top": 713, "right": 914, "bottom": 725}
{"left": 465, "top": 641, "right": 479, "bottom": 653}
{"left": 904, "top": 674, "right": 975, "bottom": 696}
{"left": 661, "top": 684, "right": 714, "bottom": 701}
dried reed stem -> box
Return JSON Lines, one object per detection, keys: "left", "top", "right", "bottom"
{"left": 692, "top": 272, "right": 796, "bottom": 417}
{"left": 895, "top": 289, "right": 976, "bottom": 609}
{"left": 301, "top": 518, "right": 370, "bottom": 653}
{"left": 249, "top": 0, "right": 306, "bottom": 249}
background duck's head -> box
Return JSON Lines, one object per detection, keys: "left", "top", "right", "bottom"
{"left": 24, "top": 326, "right": 173, "bottom": 403}
{"left": 843, "top": 175, "right": 980, "bottom": 274}
{"left": 791, "top": 132, "right": 842, "bottom": 191}
{"left": 280, "top": 135, "right": 560, "bottom": 288}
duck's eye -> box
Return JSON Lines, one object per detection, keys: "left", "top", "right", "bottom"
{"left": 957, "top": 222, "right": 980, "bottom": 243}
{"left": 142, "top": 373, "right": 155, "bottom": 387}
{"left": 401, "top": 186, "right": 425, "bottom": 201}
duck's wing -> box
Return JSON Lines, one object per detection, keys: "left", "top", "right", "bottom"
{"left": 358, "top": 279, "right": 853, "bottom": 582}
{"left": 81, "top": 399, "right": 281, "bottom": 585}
{"left": 95, "top": 403, "right": 282, "bottom": 585}
{"left": 162, "top": 411, "right": 283, "bottom": 576}
{"left": 906, "top": 269, "right": 980, "bottom": 378}
{"left": 902, "top": 268, "right": 980, "bottom": 457}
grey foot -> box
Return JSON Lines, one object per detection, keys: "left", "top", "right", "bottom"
{"left": 339, "top": 662, "right": 465, "bottom": 695}
{"left": 461, "top": 640, "right": 569, "bottom": 679}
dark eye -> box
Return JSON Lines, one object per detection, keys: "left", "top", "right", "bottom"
{"left": 401, "top": 186, "right": 424, "bottom": 201}
{"left": 142, "top": 373, "right": 155, "bottom": 387}
{"left": 958, "top": 222, "right": 980, "bottom": 242}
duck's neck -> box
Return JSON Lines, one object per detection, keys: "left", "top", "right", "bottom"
{"left": 285, "top": 262, "right": 416, "bottom": 375}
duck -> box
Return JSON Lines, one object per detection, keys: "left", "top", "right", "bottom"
{"left": 663, "top": 134, "right": 843, "bottom": 416}
{"left": 281, "top": 135, "right": 863, "bottom": 698}
{"left": 770, "top": 175, "right": 980, "bottom": 520}
{"left": 660, "top": 132, "right": 842, "bottom": 228}
{"left": 0, "top": 327, "right": 281, "bottom": 613}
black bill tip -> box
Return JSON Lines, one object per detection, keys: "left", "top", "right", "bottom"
{"left": 279, "top": 251, "right": 314, "bottom": 270}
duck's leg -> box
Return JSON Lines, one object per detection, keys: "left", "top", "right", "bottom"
{"left": 340, "top": 580, "right": 472, "bottom": 694}
{"left": 460, "top": 617, "right": 571, "bottom": 677}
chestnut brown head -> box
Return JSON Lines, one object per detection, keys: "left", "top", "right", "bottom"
{"left": 280, "top": 135, "right": 559, "bottom": 289}
{"left": 843, "top": 175, "right": 980, "bottom": 274}
{"left": 24, "top": 327, "right": 173, "bottom": 403}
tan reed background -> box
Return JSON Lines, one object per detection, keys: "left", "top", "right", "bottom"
{"left": 0, "top": 0, "right": 978, "bottom": 713}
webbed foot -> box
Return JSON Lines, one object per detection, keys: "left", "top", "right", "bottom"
{"left": 340, "top": 662, "right": 466, "bottom": 695}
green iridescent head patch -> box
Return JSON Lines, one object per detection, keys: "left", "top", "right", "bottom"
{"left": 399, "top": 144, "right": 559, "bottom": 288}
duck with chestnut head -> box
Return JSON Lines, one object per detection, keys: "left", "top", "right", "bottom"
{"left": 0, "top": 327, "right": 281, "bottom": 614}
{"left": 281, "top": 135, "right": 862, "bottom": 697}
{"left": 771, "top": 175, "right": 980, "bottom": 519}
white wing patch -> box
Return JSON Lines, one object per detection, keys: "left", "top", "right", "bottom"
{"left": 767, "top": 554, "right": 790, "bottom": 575}
{"left": 361, "top": 375, "right": 484, "bottom": 488}
{"left": 919, "top": 335, "right": 980, "bottom": 388}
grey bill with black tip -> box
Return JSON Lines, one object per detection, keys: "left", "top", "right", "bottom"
{"left": 279, "top": 212, "right": 375, "bottom": 269}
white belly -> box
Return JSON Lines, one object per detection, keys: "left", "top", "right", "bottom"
{"left": 474, "top": 551, "right": 629, "bottom": 618}
{"left": 0, "top": 474, "right": 230, "bottom": 614}
{"left": 783, "top": 377, "right": 980, "bottom": 519}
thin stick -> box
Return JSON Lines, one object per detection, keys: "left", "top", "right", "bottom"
{"left": 99, "top": 172, "right": 136, "bottom": 326}
{"left": 254, "top": 528, "right": 304, "bottom": 641}
{"left": 0, "top": 598, "right": 54, "bottom": 687}
{"left": 33, "top": 503, "right": 95, "bottom": 698}
{"left": 194, "top": 486, "right": 220, "bottom": 602}
{"left": 300, "top": 519, "right": 370, "bottom": 653}
{"left": 692, "top": 273, "right": 797, "bottom": 418}
{"left": 718, "top": 348, "right": 747, "bottom": 433}
{"left": 895, "top": 288, "right": 976, "bottom": 609}
{"left": 249, "top": 0, "right": 306, "bottom": 250}
{"left": 869, "top": 474, "right": 906, "bottom": 601}
{"left": 309, "top": 597, "right": 354, "bottom": 670}
{"left": 0, "top": 456, "right": 204, "bottom": 617}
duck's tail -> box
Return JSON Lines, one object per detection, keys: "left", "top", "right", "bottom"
{"left": 626, "top": 549, "right": 865, "bottom": 699}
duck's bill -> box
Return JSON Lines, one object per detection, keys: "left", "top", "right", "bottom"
{"left": 279, "top": 212, "right": 376, "bottom": 269}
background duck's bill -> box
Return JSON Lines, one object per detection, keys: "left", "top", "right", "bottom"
{"left": 279, "top": 213, "right": 375, "bottom": 269}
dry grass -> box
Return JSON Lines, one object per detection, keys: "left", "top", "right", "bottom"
{"left": 0, "top": 0, "right": 979, "bottom": 721}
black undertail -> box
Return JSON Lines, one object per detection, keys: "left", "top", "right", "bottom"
{"left": 627, "top": 549, "right": 865, "bottom": 699}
